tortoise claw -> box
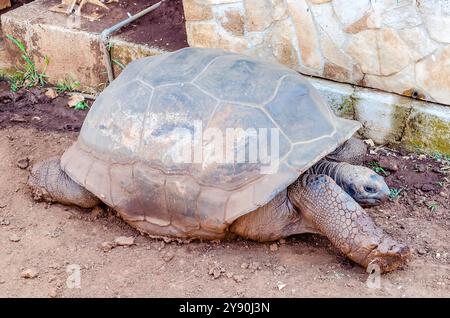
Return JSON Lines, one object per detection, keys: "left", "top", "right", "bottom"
{"left": 365, "top": 238, "right": 411, "bottom": 273}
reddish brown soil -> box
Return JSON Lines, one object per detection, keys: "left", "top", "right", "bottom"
{"left": 0, "top": 85, "right": 448, "bottom": 297}
{"left": 364, "top": 149, "right": 449, "bottom": 220}
{"left": 40, "top": 0, "right": 188, "bottom": 51}
{"left": 0, "top": 81, "right": 88, "bottom": 132}
{"left": 118, "top": 0, "right": 188, "bottom": 50}
{"left": 1, "top": 0, "right": 33, "bottom": 14}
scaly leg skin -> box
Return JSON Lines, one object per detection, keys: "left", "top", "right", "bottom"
{"left": 230, "top": 190, "right": 319, "bottom": 242}
{"left": 28, "top": 157, "right": 99, "bottom": 209}
{"left": 288, "top": 174, "right": 410, "bottom": 273}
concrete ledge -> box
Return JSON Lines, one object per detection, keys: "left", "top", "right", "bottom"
{"left": 310, "top": 77, "right": 450, "bottom": 155}
{"left": 0, "top": 0, "right": 166, "bottom": 91}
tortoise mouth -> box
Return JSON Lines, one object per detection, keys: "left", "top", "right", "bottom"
{"left": 352, "top": 183, "right": 389, "bottom": 207}
{"left": 359, "top": 198, "right": 381, "bottom": 207}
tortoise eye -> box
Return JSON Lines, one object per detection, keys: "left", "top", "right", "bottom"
{"left": 364, "top": 186, "right": 377, "bottom": 194}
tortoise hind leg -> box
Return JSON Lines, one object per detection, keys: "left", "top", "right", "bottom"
{"left": 229, "top": 190, "right": 319, "bottom": 242}
{"left": 288, "top": 174, "right": 410, "bottom": 273}
{"left": 28, "top": 157, "right": 99, "bottom": 208}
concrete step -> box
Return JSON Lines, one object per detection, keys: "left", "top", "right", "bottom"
{"left": 1, "top": 0, "right": 169, "bottom": 91}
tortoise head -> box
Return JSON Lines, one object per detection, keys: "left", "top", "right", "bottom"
{"left": 338, "top": 164, "right": 390, "bottom": 207}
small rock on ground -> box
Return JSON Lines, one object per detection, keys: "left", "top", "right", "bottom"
{"left": 233, "top": 275, "right": 245, "bottom": 283}
{"left": 45, "top": 88, "right": 58, "bottom": 100}
{"left": 48, "top": 288, "right": 58, "bottom": 298}
{"left": 21, "top": 268, "right": 39, "bottom": 279}
{"left": 162, "top": 252, "right": 174, "bottom": 262}
{"left": 9, "top": 234, "right": 21, "bottom": 242}
{"left": 17, "top": 157, "right": 30, "bottom": 169}
{"left": 114, "top": 236, "right": 135, "bottom": 246}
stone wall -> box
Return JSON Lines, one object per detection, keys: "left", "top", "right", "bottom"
{"left": 183, "top": 0, "right": 450, "bottom": 106}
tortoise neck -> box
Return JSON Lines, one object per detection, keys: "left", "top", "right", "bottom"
{"left": 308, "top": 160, "right": 348, "bottom": 188}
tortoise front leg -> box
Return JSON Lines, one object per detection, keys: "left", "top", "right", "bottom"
{"left": 288, "top": 174, "right": 410, "bottom": 273}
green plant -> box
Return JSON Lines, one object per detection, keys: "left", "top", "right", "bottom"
{"left": 5, "top": 34, "right": 49, "bottom": 91}
{"left": 368, "top": 161, "right": 388, "bottom": 176}
{"left": 389, "top": 187, "right": 404, "bottom": 200}
{"left": 432, "top": 151, "right": 450, "bottom": 163}
{"left": 426, "top": 201, "right": 438, "bottom": 213}
{"left": 112, "top": 59, "right": 126, "bottom": 70}
{"left": 73, "top": 100, "right": 89, "bottom": 111}
{"left": 56, "top": 76, "right": 80, "bottom": 93}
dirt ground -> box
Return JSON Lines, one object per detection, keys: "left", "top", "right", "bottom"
{"left": 0, "top": 86, "right": 449, "bottom": 298}
{"left": 2, "top": 1, "right": 188, "bottom": 51}
{"left": 40, "top": 0, "right": 188, "bottom": 51}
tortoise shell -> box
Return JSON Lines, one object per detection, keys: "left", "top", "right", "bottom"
{"left": 60, "top": 48, "right": 361, "bottom": 239}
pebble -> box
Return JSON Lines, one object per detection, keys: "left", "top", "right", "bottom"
{"left": 240, "top": 262, "right": 249, "bottom": 269}
{"left": 418, "top": 154, "right": 427, "bottom": 160}
{"left": 17, "top": 157, "right": 30, "bottom": 169}
{"left": 162, "top": 252, "right": 174, "bottom": 263}
{"left": 9, "top": 234, "right": 21, "bottom": 242}
{"left": 276, "top": 265, "right": 286, "bottom": 271}
{"left": 417, "top": 248, "right": 427, "bottom": 255}
{"left": 45, "top": 88, "right": 58, "bottom": 100}
{"left": 378, "top": 157, "right": 398, "bottom": 171}
{"left": 0, "top": 218, "right": 10, "bottom": 226}
{"left": 114, "top": 236, "right": 135, "bottom": 246}
{"left": 49, "top": 263, "right": 60, "bottom": 269}
{"left": 10, "top": 114, "right": 26, "bottom": 123}
{"left": 67, "top": 94, "right": 85, "bottom": 108}
{"left": 208, "top": 266, "right": 225, "bottom": 279}
{"left": 100, "top": 241, "right": 115, "bottom": 251}
{"left": 421, "top": 184, "right": 434, "bottom": 192}
{"left": 269, "top": 243, "right": 278, "bottom": 252}
{"left": 233, "top": 275, "right": 245, "bottom": 283}
{"left": 364, "top": 139, "right": 375, "bottom": 147}
{"left": 48, "top": 288, "right": 58, "bottom": 298}
{"left": 249, "top": 262, "right": 262, "bottom": 272}
{"left": 21, "top": 268, "right": 39, "bottom": 279}
{"left": 48, "top": 275, "right": 57, "bottom": 283}
{"left": 415, "top": 164, "right": 426, "bottom": 173}
{"left": 279, "top": 239, "right": 286, "bottom": 244}
{"left": 0, "top": 279, "right": 5, "bottom": 284}
{"left": 277, "top": 281, "right": 286, "bottom": 290}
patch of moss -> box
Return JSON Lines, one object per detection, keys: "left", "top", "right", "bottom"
{"left": 385, "top": 103, "right": 411, "bottom": 145}
{"left": 402, "top": 111, "right": 450, "bottom": 156}
{"left": 335, "top": 95, "right": 357, "bottom": 120}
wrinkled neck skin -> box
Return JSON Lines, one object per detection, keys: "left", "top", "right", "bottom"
{"left": 308, "top": 160, "right": 348, "bottom": 189}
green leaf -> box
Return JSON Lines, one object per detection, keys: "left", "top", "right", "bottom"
{"left": 6, "top": 34, "right": 27, "bottom": 55}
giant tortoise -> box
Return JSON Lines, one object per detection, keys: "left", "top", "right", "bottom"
{"left": 28, "top": 48, "right": 410, "bottom": 273}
